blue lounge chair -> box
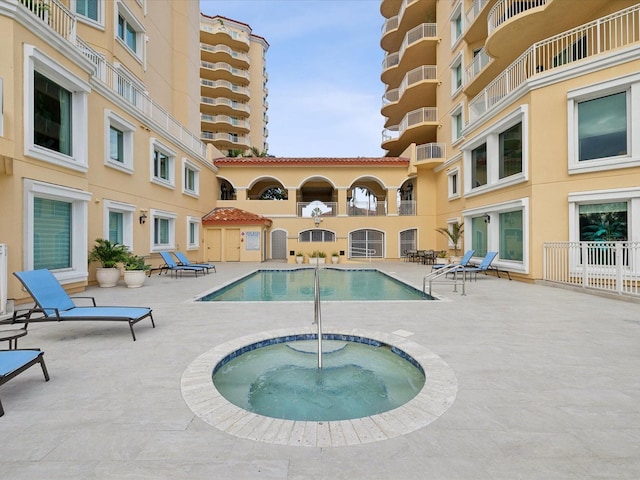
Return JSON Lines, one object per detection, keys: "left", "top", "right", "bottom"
{"left": 431, "top": 249, "right": 476, "bottom": 271}
{"left": 158, "top": 252, "right": 206, "bottom": 278}
{"left": 462, "top": 251, "right": 510, "bottom": 280}
{"left": 13, "top": 270, "right": 155, "bottom": 341}
{"left": 173, "top": 252, "right": 216, "bottom": 273}
{"left": 0, "top": 349, "right": 50, "bottom": 416}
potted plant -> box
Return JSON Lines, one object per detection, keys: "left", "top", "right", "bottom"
{"left": 295, "top": 251, "right": 304, "bottom": 264}
{"left": 331, "top": 252, "right": 340, "bottom": 264}
{"left": 434, "top": 250, "right": 449, "bottom": 265}
{"left": 123, "top": 254, "right": 151, "bottom": 288}
{"left": 435, "top": 221, "right": 464, "bottom": 261}
{"left": 310, "top": 251, "right": 326, "bottom": 265}
{"left": 88, "top": 238, "right": 128, "bottom": 287}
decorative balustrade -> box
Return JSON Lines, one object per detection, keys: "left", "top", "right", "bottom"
{"left": 464, "top": 48, "right": 490, "bottom": 85}
{"left": 200, "top": 61, "right": 249, "bottom": 81}
{"left": 488, "top": 0, "right": 548, "bottom": 35}
{"left": 465, "top": 0, "right": 490, "bottom": 30}
{"left": 347, "top": 201, "right": 387, "bottom": 217}
{"left": 18, "top": 0, "right": 76, "bottom": 43}
{"left": 416, "top": 142, "right": 446, "bottom": 160}
{"left": 543, "top": 241, "right": 640, "bottom": 297}
{"left": 469, "top": 4, "right": 640, "bottom": 123}
{"left": 200, "top": 96, "right": 250, "bottom": 113}
{"left": 199, "top": 43, "right": 249, "bottom": 63}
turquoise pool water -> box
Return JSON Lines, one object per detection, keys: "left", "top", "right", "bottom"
{"left": 197, "top": 268, "right": 432, "bottom": 301}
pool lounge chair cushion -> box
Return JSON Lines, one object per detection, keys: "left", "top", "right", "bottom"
{"left": 13, "top": 270, "right": 155, "bottom": 341}
{"left": 158, "top": 252, "right": 207, "bottom": 278}
{"left": 432, "top": 249, "right": 476, "bottom": 271}
{"left": 0, "top": 349, "right": 50, "bottom": 416}
{"left": 462, "top": 251, "right": 511, "bottom": 280}
{"left": 173, "top": 252, "right": 216, "bottom": 273}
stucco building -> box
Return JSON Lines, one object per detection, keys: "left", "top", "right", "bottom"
{"left": 199, "top": 14, "right": 269, "bottom": 157}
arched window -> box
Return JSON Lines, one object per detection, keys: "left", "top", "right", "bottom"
{"left": 299, "top": 229, "right": 335, "bottom": 242}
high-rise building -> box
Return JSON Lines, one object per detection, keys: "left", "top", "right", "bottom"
{"left": 199, "top": 14, "right": 269, "bottom": 156}
{"left": 379, "top": 0, "right": 640, "bottom": 281}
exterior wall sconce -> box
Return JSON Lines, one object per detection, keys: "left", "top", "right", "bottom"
{"left": 483, "top": 213, "right": 491, "bottom": 224}
{"left": 139, "top": 212, "right": 147, "bottom": 224}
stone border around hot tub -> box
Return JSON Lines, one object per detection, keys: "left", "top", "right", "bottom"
{"left": 180, "top": 327, "right": 458, "bottom": 447}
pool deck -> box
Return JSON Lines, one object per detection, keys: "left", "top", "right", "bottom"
{"left": 1, "top": 261, "right": 639, "bottom": 479}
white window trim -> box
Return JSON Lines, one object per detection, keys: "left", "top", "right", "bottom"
{"left": 115, "top": 0, "right": 145, "bottom": 63}
{"left": 567, "top": 73, "right": 640, "bottom": 175}
{"left": 450, "top": 53, "right": 463, "bottom": 96}
{"left": 24, "top": 44, "right": 90, "bottom": 172}
{"left": 187, "top": 216, "right": 201, "bottom": 249}
{"left": 449, "top": 1, "right": 463, "bottom": 49}
{"left": 103, "top": 200, "right": 135, "bottom": 250}
{"left": 182, "top": 158, "right": 200, "bottom": 197}
{"left": 71, "top": 0, "right": 105, "bottom": 29}
{"left": 463, "top": 197, "right": 530, "bottom": 274}
{"left": 462, "top": 105, "right": 528, "bottom": 197}
{"left": 447, "top": 166, "right": 461, "bottom": 200}
{"left": 150, "top": 209, "right": 177, "bottom": 252}
{"left": 568, "top": 187, "right": 640, "bottom": 243}
{"left": 450, "top": 102, "right": 464, "bottom": 145}
{"left": 0, "top": 77, "right": 3, "bottom": 137}
{"left": 24, "top": 179, "right": 91, "bottom": 284}
{"left": 150, "top": 138, "right": 176, "bottom": 188}
{"left": 104, "top": 109, "right": 136, "bottom": 173}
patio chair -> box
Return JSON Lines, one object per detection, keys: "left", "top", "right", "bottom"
{"left": 173, "top": 252, "right": 216, "bottom": 273}
{"left": 0, "top": 349, "right": 50, "bottom": 416}
{"left": 459, "top": 251, "right": 511, "bottom": 280}
{"left": 431, "top": 249, "right": 476, "bottom": 271}
{"left": 12, "top": 270, "right": 155, "bottom": 341}
{"left": 158, "top": 252, "right": 207, "bottom": 278}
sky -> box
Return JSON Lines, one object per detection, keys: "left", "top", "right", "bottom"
{"left": 199, "top": 0, "right": 386, "bottom": 158}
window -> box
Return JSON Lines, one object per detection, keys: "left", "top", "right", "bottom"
{"left": 471, "top": 143, "right": 487, "bottom": 188}
{"left": 115, "top": 3, "right": 144, "bottom": 60}
{"left": 299, "top": 230, "right": 336, "bottom": 242}
{"left": 182, "top": 159, "right": 200, "bottom": 196}
{"left": 578, "top": 92, "right": 627, "bottom": 162}
{"left": 105, "top": 110, "right": 135, "bottom": 171}
{"left": 74, "top": 0, "right": 101, "bottom": 23}
{"left": 24, "top": 45, "right": 90, "bottom": 171}
{"left": 470, "top": 216, "right": 488, "bottom": 258}
{"left": 349, "top": 229, "right": 384, "bottom": 258}
{"left": 451, "top": 54, "right": 463, "bottom": 95}
{"left": 499, "top": 122, "right": 523, "bottom": 179}
{"left": 450, "top": 2, "right": 463, "bottom": 47}
{"left": 499, "top": 211, "right": 523, "bottom": 261}
{"left": 151, "top": 210, "right": 176, "bottom": 250}
{"left": 448, "top": 167, "right": 460, "bottom": 199}
{"left": 579, "top": 203, "right": 627, "bottom": 242}
{"left": 399, "top": 229, "right": 417, "bottom": 257}
{"left": 25, "top": 179, "right": 91, "bottom": 283}
{"left": 150, "top": 139, "right": 175, "bottom": 188}
{"left": 187, "top": 217, "right": 200, "bottom": 248}
{"left": 104, "top": 200, "right": 134, "bottom": 249}
{"left": 462, "top": 105, "right": 528, "bottom": 194}
{"left": 454, "top": 111, "right": 463, "bottom": 142}
{"left": 568, "top": 75, "right": 640, "bottom": 174}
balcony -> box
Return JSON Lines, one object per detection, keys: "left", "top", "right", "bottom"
{"left": 200, "top": 22, "right": 250, "bottom": 52}
{"left": 414, "top": 142, "right": 446, "bottom": 169}
{"left": 201, "top": 131, "right": 250, "bottom": 149}
{"left": 488, "top": 0, "right": 548, "bottom": 36}
{"left": 347, "top": 201, "right": 387, "bottom": 217}
{"left": 200, "top": 79, "right": 249, "bottom": 101}
{"left": 200, "top": 43, "right": 249, "bottom": 68}
{"left": 382, "top": 65, "right": 437, "bottom": 123}
{"left": 200, "top": 61, "right": 249, "bottom": 84}
{"left": 201, "top": 114, "right": 250, "bottom": 133}
{"left": 382, "top": 107, "right": 438, "bottom": 156}
{"left": 381, "top": 0, "right": 436, "bottom": 52}
{"left": 463, "top": 0, "right": 492, "bottom": 44}
{"left": 200, "top": 96, "right": 250, "bottom": 116}
{"left": 381, "top": 23, "right": 437, "bottom": 86}
{"left": 469, "top": 4, "right": 640, "bottom": 123}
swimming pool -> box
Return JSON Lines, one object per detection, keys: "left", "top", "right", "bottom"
{"left": 197, "top": 268, "right": 433, "bottom": 301}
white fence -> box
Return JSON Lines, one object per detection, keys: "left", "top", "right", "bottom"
{"left": 543, "top": 241, "right": 640, "bottom": 297}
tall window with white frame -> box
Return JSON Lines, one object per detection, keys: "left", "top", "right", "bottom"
{"left": 34, "top": 72, "right": 72, "bottom": 156}
{"left": 154, "top": 217, "right": 170, "bottom": 248}
{"left": 499, "top": 210, "right": 523, "bottom": 262}
{"left": 183, "top": 160, "right": 199, "bottom": 196}
{"left": 499, "top": 122, "right": 523, "bottom": 179}
{"left": 578, "top": 92, "right": 627, "bottom": 162}
{"left": 33, "top": 198, "right": 72, "bottom": 270}
{"left": 109, "top": 126, "right": 123, "bottom": 163}
{"left": 471, "top": 143, "right": 487, "bottom": 188}
{"left": 75, "top": 0, "right": 100, "bottom": 22}
{"left": 118, "top": 14, "right": 137, "bottom": 53}
{"left": 108, "top": 210, "right": 124, "bottom": 245}
{"left": 188, "top": 220, "right": 199, "bottom": 248}
{"left": 470, "top": 216, "right": 488, "bottom": 258}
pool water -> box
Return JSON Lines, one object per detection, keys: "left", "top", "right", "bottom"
{"left": 198, "top": 268, "right": 432, "bottom": 301}
{"left": 212, "top": 338, "right": 426, "bottom": 421}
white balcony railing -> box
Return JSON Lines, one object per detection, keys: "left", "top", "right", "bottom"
{"left": 348, "top": 201, "right": 387, "bottom": 217}
{"left": 200, "top": 96, "right": 250, "bottom": 114}
{"left": 18, "top": 0, "right": 76, "bottom": 43}
{"left": 488, "top": 0, "right": 548, "bottom": 35}
{"left": 465, "top": 0, "right": 490, "bottom": 30}
{"left": 200, "top": 61, "right": 250, "bottom": 81}
{"left": 543, "top": 241, "right": 640, "bottom": 297}
{"left": 398, "top": 201, "right": 416, "bottom": 216}
{"left": 200, "top": 79, "right": 249, "bottom": 97}
{"left": 201, "top": 114, "right": 249, "bottom": 129}
{"left": 199, "top": 43, "right": 249, "bottom": 63}
{"left": 201, "top": 131, "right": 250, "bottom": 147}
{"left": 382, "top": 23, "right": 437, "bottom": 70}
{"left": 416, "top": 142, "right": 446, "bottom": 160}
{"left": 469, "top": 4, "right": 640, "bottom": 123}
{"left": 382, "top": 65, "right": 437, "bottom": 107}
{"left": 464, "top": 47, "right": 491, "bottom": 85}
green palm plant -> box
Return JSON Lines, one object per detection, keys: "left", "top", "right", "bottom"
{"left": 88, "top": 238, "right": 128, "bottom": 268}
{"left": 435, "top": 221, "right": 464, "bottom": 257}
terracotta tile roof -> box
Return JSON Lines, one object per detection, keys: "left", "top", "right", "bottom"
{"left": 202, "top": 207, "right": 272, "bottom": 227}
{"left": 213, "top": 157, "right": 410, "bottom": 167}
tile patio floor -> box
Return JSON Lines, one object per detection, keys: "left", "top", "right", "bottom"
{"left": 1, "top": 261, "right": 639, "bottom": 479}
